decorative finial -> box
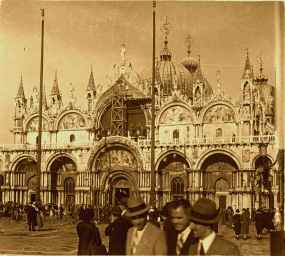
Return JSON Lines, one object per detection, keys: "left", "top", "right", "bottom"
{"left": 185, "top": 34, "right": 192, "bottom": 57}
{"left": 161, "top": 16, "right": 170, "bottom": 43}
{"left": 55, "top": 70, "right": 58, "bottom": 81}
{"left": 90, "top": 65, "right": 93, "bottom": 73}
{"left": 153, "top": 0, "right": 156, "bottom": 9}
{"left": 246, "top": 48, "right": 249, "bottom": 59}
{"left": 120, "top": 43, "right": 126, "bottom": 64}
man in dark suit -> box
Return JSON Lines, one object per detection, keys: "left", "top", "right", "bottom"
{"left": 188, "top": 198, "right": 240, "bottom": 256}
{"left": 105, "top": 206, "right": 132, "bottom": 255}
{"left": 166, "top": 199, "right": 197, "bottom": 255}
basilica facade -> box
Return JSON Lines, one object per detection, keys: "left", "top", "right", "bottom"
{"left": 0, "top": 32, "right": 279, "bottom": 214}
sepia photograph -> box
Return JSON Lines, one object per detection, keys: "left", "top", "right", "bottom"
{"left": 0, "top": 0, "right": 284, "bottom": 255}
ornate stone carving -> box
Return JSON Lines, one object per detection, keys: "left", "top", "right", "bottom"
{"left": 26, "top": 117, "right": 48, "bottom": 132}
{"left": 160, "top": 106, "right": 193, "bottom": 124}
{"left": 203, "top": 105, "right": 234, "bottom": 123}
{"left": 58, "top": 113, "right": 86, "bottom": 130}
{"left": 96, "top": 148, "right": 137, "bottom": 170}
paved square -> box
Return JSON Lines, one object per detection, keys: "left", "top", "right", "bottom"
{"left": 0, "top": 218, "right": 270, "bottom": 255}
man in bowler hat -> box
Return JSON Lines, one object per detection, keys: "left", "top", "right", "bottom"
{"left": 125, "top": 197, "right": 167, "bottom": 255}
{"left": 189, "top": 198, "right": 240, "bottom": 255}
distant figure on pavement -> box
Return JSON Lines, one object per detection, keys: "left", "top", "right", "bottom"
{"left": 27, "top": 202, "right": 37, "bottom": 231}
{"left": 241, "top": 208, "right": 250, "bottom": 239}
{"left": 232, "top": 209, "right": 241, "bottom": 239}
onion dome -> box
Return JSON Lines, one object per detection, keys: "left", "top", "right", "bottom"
{"left": 156, "top": 18, "right": 195, "bottom": 98}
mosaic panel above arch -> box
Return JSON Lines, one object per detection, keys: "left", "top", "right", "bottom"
{"left": 94, "top": 147, "right": 138, "bottom": 171}
{"left": 58, "top": 113, "right": 86, "bottom": 130}
{"left": 159, "top": 106, "right": 194, "bottom": 124}
{"left": 203, "top": 105, "right": 235, "bottom": 124}
{"left": 26, "top": 117, "right": 49, "bottom": 132}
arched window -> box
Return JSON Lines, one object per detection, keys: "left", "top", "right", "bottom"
{"left": 70, "top": 134, "right": 75, "bottom": 143}
{"left": 173, "top": 129, "right": 179, "bottom": 143}
{"left": 64, "top": 177, "right": 75, "bottom": 195}
{"left": 216, "top": 128, "right": 222, "bottom": 137}
{"left": 171, "top": 177, "right": 184, "bottom": 199}
{"left": 215, "top": 178, "right": 229, "bottom": 192}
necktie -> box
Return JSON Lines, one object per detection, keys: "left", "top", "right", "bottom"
{"left": 131, "top": 230, "right": 139, "bottom": 255}
{"left": 198, "top": 241, "right": 205, "bottom": 255}
{"left": 176, "top": 234, "right": 184, "bottom": 255}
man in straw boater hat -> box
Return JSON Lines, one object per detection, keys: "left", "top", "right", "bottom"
{"left": 125, "top": 197, "right": 167, "bottom": 255}
{"left": 188, "top": 198, "right": 240, "bottom": 256}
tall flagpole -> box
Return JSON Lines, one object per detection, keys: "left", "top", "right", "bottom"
{"left": 36, "top": 9, "right": 45, "bottom": 203}
{"left": 150, "top": 1, "right": 156, "bottom": 207}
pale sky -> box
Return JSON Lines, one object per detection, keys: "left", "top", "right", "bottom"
{"left": 0, "top": 0, "right": 278, "bottom": 144}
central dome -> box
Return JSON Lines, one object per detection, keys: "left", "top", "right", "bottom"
{"left": 156, "top": 40, "right": 195, "bottom": 99}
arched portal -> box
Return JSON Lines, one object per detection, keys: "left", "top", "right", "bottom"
{"left": 49, "top": 156, "right": 76, "bottom": 206}
{"left": 14, "top": 158, "right": 37, "bottom": 203}
{"left": 201, "top": 153, "right": 238, "bottom": 210}
{"left": 157, "top": 152, "right": 189, "bottom": 204}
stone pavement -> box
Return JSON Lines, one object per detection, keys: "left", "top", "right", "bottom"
{"left": 0, "top": 218, "right": 270, "bottom": 255}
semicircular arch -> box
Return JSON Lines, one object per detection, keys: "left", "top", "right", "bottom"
{"left": 24, "top": 114, "right": 50, "bottom": 132}
{"left": 56, "top": 110, "right": 87, "bottom": 130}
{"left": 155, "top": 150, "right": 191, "bottom": 171}
{"left": 251, "top": 154, "right": 274, "bottom": 169}
{"left": 45, "top": 152, "right": 78, "bottom": 172}
{"left": 156, "top": 101, "right": 196, "bottom": 126}
{"left": 195, "top": 149, "right": 241, "bottom": 170}
{"left": 10, "top": 154, "right": 37, "bottom": 172}
{"left": 199, "top": 101, "right": 237, "bottom": 124}
{"left": 100, "top": 170, "right": 138, "bottom": 192}
{"left": 87, "top": 136, "right": 144, "bottom": 173}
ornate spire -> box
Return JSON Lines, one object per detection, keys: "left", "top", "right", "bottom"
{"left": 181, "top": 35, "right": 198, "bottom": 74}
{"left": 194, "top": 55, "right": 204, "bottom": 82}
{"left": 87, "top": 65, "right": 96, "bottom": 91}
{"left": 242, "top": 48, "right": 254, "bottom": 79}
{"left": 16, "top": 73, "right": 26, "bottom": 99}
{"left": 254, "top": 56, "right": 268, "bottom": 84}
{"left": 51, "top": 70, "right": 61, "bottom": 96}
{"left": 160, "top": 16, "right": 172, "bottom": 61}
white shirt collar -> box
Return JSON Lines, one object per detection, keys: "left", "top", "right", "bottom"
{"left": 178, "top": 225, "right": 191, "bottom": 243}
{"left": 200, "top": 231, "right": 216, "bottom": 253}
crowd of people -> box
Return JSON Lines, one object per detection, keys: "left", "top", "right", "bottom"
{"left": 0, "top": 197, "right": 280, "bottom": 255}
{"left": 76, "top": 193, "right": 281, "bottom": 256}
